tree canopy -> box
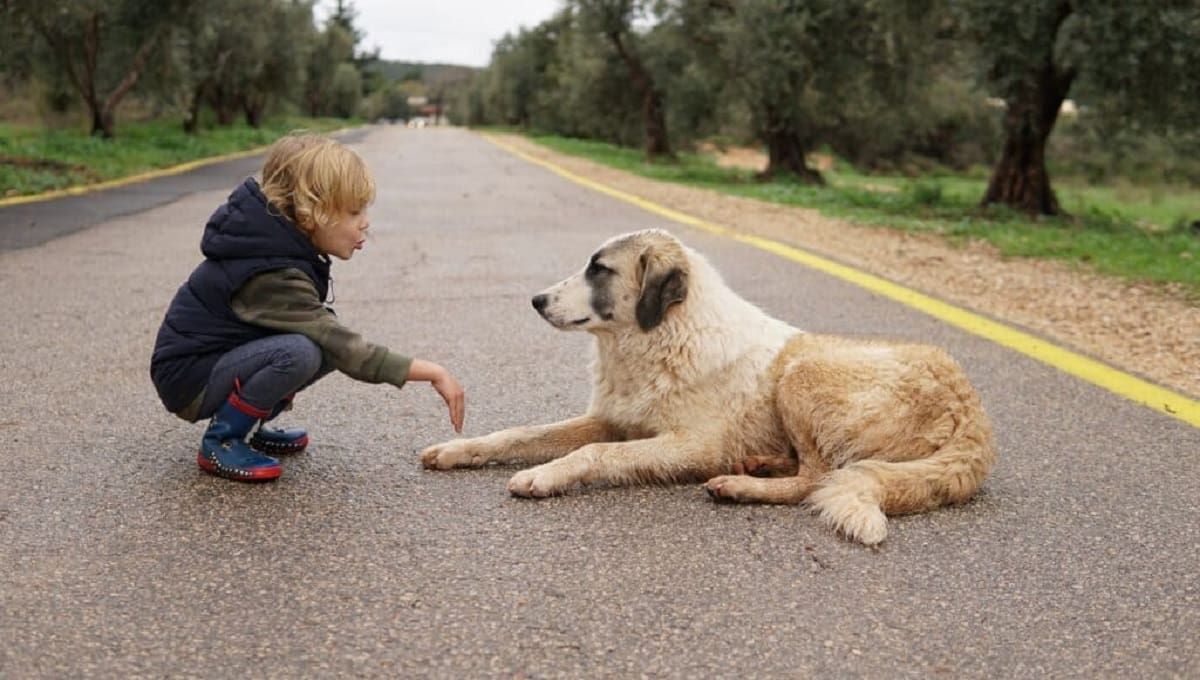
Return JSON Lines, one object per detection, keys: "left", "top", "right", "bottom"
{"left": 0, "top": 0, "right": 428, "bottom": 136}
{"left": 465, "top": 0, "right": 1200, "bottom": 215}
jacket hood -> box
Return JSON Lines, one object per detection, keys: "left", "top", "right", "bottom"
{"left": 201, "top": 177, "right": 324, "bottom": 263}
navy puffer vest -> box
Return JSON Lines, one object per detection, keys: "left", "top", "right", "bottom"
{"left": 150, "top": 177, "right": 331, "bottom": 413}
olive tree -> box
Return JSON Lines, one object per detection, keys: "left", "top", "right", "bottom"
{"left": 669, "top": 0, "right": 945, "bottom": 182}
{"left": 959, "top": 0, "right": 1200, "bottom": 215}
{"left": 572, "top": 0, "right": 674, "bottom": 159}
{"left": 4, "top": 0, "right": 185, "bottom": 137}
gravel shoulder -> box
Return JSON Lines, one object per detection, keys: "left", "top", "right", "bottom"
{"left": 493, "top": 133, "right": 1199, "bottom": 400}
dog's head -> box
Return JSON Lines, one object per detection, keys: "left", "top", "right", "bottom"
{"left": 532, "top": 229, "right": 690, "bottom": 333}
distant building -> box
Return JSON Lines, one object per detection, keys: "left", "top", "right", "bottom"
{"left": 405, "top": 96, "right": 446, "bottom": 125}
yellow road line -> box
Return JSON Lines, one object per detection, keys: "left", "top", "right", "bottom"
{"left": 484, "top": 133, "right": 1200, "bottom": 429}
{"left": 0, "top": 145, "right": 271, "bottom": 208}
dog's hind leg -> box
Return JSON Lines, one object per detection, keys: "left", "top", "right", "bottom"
{"left": 421, "top": 416, "right": 619, "bottom": 470}
{"left": 703, "top": 471, "right": 819, "bottom": 504}
{"left": 807, "top": 423, "right": 994, "bottom": 545}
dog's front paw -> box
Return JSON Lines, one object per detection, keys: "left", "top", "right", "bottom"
{"left": 420, "top": 439, "right": 486, "bottom": 470}
{"left": 507, "top": 466, "right": 561, "bottom": 498}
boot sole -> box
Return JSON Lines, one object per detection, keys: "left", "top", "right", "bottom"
{"left": 249, "top": 435, "right": 309, "bottom": 456}
{"left": 196, "top": 452, "right": 282, "bottom": 481}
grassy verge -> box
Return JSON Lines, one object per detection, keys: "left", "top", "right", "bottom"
{"left": 0, "top": 117, "right": 356, "bottom": 198}
{"left": 526, "top": 133, "right": 1200, "bottom": 299}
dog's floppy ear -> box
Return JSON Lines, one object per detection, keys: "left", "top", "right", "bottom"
{"left": 636, "top": 248, "right": 689, "bottom": 331}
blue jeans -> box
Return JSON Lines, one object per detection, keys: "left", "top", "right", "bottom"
{"left": 195, "top": 334, "right": 332, "bottom": 421}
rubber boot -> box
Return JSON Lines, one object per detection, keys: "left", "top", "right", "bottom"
{"left": 197, "top": 391, "right": 281, "bottom": 481}
{"left": 249, "top": 395, "right": 309, "bottom": 455}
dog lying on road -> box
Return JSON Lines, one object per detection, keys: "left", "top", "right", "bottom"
{"left": 421, "top": 229, "right": 995, "bottom": 545}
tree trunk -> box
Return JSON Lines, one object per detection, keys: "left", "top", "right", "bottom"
{"left": 758, "top": 107, "right": 823, "bottom": 184}
{"left": 97, "top": 24, "right": 164, "bottom": 131}
{"left": 982, "top": 102, "right": 1060, "bottom": 215}
{"left": 641, "top": 88, "right": 672, "bottom": 159}
{"left": 981, "top": 1, "right": 1076, "bottom": 216}
{"left": 244, "top": 103, "right": 264, "bottom": 128}
{"left": 211, "top": 86, "right": 236, "bottom": 126}
{"left": 183, "top": 83, "right": 206, "bottom": 134}
{"left": 608, "top": 31, "right": 673, "bottom": 161}
{"left": 981, "top": 69, "right": 1073, "bottom": 215}
{"left": 243, "top": 93, "right": 265, "bottom": 128}
{"left": 90, "top": 105, "right": 114, "bottom": 138}
{"left": 186, "top": 51, "right": 231, "bottom": 133}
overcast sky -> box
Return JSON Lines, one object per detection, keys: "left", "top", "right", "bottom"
{"left": 316, "top": 0, "right": 565, "bottom": 68}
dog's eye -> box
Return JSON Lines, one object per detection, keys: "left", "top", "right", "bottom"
{"left": 586, "top": 261, "right": 611, "bottom": 277}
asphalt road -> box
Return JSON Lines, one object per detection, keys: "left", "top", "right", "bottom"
{"left": 1, "top": 126, "right": 1197, "bottom": 678}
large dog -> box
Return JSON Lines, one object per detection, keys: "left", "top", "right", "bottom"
{"left": 421, "top": 229, "right": 995, "bottom": 545}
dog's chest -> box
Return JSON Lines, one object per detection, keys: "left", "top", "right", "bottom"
{"left": 591, "top": 345, "right": 774, "bottom": 433}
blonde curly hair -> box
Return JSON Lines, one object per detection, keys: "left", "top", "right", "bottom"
{"left": 260, "top": 131, "right": 375, "bottom": 236}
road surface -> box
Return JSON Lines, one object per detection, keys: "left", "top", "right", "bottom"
{"left": 1, "top": 126, "right": 1196, "bottom": 678}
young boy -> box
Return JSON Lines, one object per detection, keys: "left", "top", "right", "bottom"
{"left": 150, "top": 132, "right": 464, "bottom": 482}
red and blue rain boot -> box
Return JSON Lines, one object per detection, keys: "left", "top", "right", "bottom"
{"left": 249, "top": 395, "right": 309, "bottom": 456}
{"left": 197, "top": 391, "right": 282, "bottom": 482}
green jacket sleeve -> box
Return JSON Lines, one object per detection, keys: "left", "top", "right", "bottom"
{"left": 231, "top": 268, "right": 412, "bottom": 389}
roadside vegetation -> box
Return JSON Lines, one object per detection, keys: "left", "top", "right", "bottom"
{"left": 0, "top": 0, "right": 468, "bottom": 198}
{"left": 464, "top": 2, "right": 1199, "bottom": 218}
{"left": 0, "top": 117, "right": 351, "bottom": 197}
{"left": 1, "top": 1, "right": 1197, "bottom": 298}
{"left": 527, "top": 132, "right": 1200, "bottom": 298}
{"left": 459, "top": 1, "right": 1199, "bottom": 299}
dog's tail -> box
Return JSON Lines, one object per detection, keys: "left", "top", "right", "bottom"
{"left": 806, "top": 419, "right": 995, "bottom": 546}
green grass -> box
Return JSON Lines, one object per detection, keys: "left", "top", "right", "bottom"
{"left": 528, "top": 133, "right": 1200, "bottom": 299}
{"left": 0, "top": 117, "right": 356, "bottom": 197}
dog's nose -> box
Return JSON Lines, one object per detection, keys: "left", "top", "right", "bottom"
{"left": 531, "top": 294, "right": 549, "bottom": 312}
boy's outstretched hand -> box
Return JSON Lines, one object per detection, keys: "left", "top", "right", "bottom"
{"left": 408, "top": 359, "right": 465, "bottom": 433}
{"left": 432, "top": 370, "right": 465, "bottom": 433}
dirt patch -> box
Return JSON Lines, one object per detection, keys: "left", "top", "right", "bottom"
{"left": 696, "top": 141, "right": 768, "bottom": 172}
{"left": 696, "top": 143, "right": 896, "bottom": 192}
{"left": 696, "top": 142, "right": 836, "bottom": 173}
{"left": 497, "top": 133, "right": 1200, "bottom": 399}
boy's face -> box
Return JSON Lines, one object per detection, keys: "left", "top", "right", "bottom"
{"left": 314, "top": 208, "right": 370, "bottom": 260}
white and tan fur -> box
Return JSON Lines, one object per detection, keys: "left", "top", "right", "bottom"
{"left": 421, "top": 229, "right": 995, "bottom": 545}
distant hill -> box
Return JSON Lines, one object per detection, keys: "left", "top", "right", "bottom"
{"left": 370, "top": 61, "right": 479, "bottom": 85}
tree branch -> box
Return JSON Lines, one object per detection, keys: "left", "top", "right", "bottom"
{"left": 101, "top": 22, "right": 167, "bottom": 113}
